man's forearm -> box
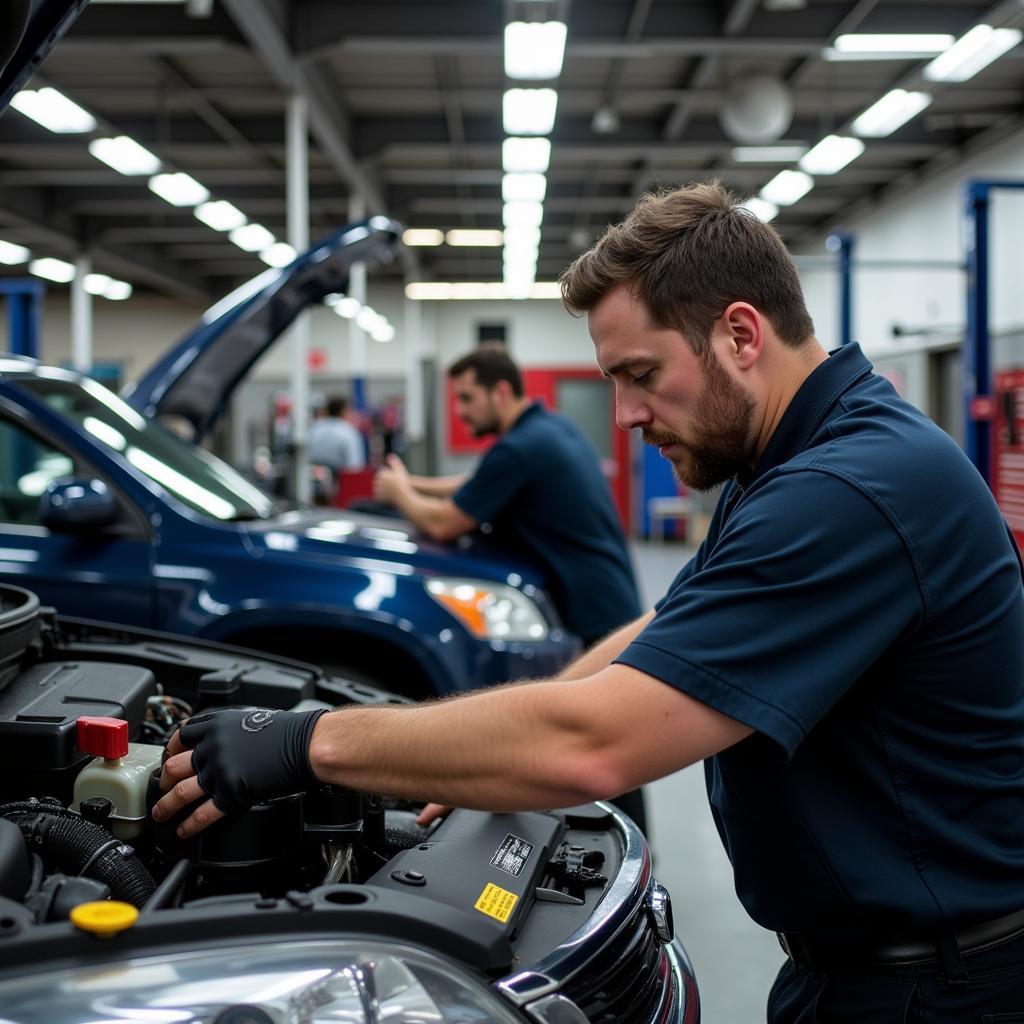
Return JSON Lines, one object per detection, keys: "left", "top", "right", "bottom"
{"left": 556, "top": 609, "right": 655, "bottom": 680}
{"left": 408, "top": 473, "right": 468, "bottom": 498}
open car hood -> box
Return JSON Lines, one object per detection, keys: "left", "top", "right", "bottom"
{"left": 122, "top": 218, "right": 401, "bottom": 441}
{"left": 0, "top": 1, "right": 87, "bottom": 113}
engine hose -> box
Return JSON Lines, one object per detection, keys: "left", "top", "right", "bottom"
{"left": 3, "top": 810, "right": 155, "bottom": 908}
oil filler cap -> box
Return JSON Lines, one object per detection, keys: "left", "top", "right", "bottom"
{"left": 76, "top": 716, "right": 129, "bottom": 759}
{"left": 70, "top": 901, "right": 139, "bottom": 937}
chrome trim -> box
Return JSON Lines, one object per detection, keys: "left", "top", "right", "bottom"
{"left": 648, "top": 880, "right": 675, "bottom": 943}
{"left": 496, "top": 801, "right": 652, "bottom": 1005}
{"left": 524, "top": 993, "right": 592, "bottom": 1024}
{"left": 661, "top": 940, "right": 695, "bottom": 1024}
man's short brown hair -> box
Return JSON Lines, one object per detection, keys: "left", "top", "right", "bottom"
{"left": 448, "top": 347, "right": 524, "bottom": 397}
{"left": 559, "top": 182, "right": 814, "bottom": 353}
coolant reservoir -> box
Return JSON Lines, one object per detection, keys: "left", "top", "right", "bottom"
{"left": 73, "top": 717, "right": 164, "bottom": 840}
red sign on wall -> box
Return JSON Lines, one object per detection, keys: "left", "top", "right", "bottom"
{"left": 992, "top": 369, "right": 1024, "bottom": 548}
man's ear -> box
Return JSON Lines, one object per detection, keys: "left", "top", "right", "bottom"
{"left": 722, "top": 302, "right": 763, "bottom": 370}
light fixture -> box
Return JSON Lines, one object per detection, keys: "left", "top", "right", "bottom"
{"left": 260, "top": 242, "right": 297, "bottom": 267}
{"left": 10, "top": 87, "right": 95, "bottom": 133}
{"left": 924, "top": 25, "right": 1023, "bottom": 83}
{"left": 760, "top": 169, "right": 814, "bottom": 206}
{"left": 503, "top": 225, "right": 541, "bottom": 249}
{"left": 503, "top": 89, "right": 558, "bottom": 135}
{"left": 502, "top": 172, "right": 547, "bottom": 202}
{"left": 852, "top": 89, "right": 931, "bottom": 137}
{"left": 502, "top": 137, "right": 551, "bottom": 173}
{"left": 402, "top": 228, "right": 444, "bottom": 246}
{"left": 356, "top": 307, "right": 382, "bottom": 332}
{"left": 333, "top": 297, "right": 361, "bottom": 318}
{"left": 404, "top": 282, "right": 563, "bottom": 300}
{"left": 503, "top": 200, "right": 544, "bottom": 228}
{"left": 826, "top": 33, "right": 953, "bottom": 60}
{"left": 148, "top": 172, "right": 209, "bottom": 207}
{"left": 371, "top": 321, "right": 396, "bottom": 343}
{"left": 195, "top": 200, "right": 247, "bottom": 231}
{"left": 88, "top": 136, "right": 161, "bottom": 176}
{"left": 83, "top": 273, "right": 113, "bottom": 295}
{"left": 229, "top": 223, "right": 275, "bottom": 252}
{"left": 446, "top": 229, "right": 504, "bottom": 246}
{"left": 102, "top": 279, "right": 132, "bottom": 301}
{"left": 504, "top": 21, "right": 568, "bottom": 80}
{"left": 732, "top": 145, "right": 808, "bottom": 162}
{"left": 740, "top": 197, "right": 779, "bottom": 222}
{"left": 29, "top": 257, "right": 76, "bottom": 283}
{"left": 0, "top": 240, "right": 30, "bottom": 265}
{"left": 798, "top": 135, "right": 865, "bottom": 175}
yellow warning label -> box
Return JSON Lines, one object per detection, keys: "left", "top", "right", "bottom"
{"left": 474, "top": 882, "right": 519, "bottom": 923}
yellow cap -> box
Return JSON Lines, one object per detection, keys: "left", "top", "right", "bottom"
{"left": 70, "top": 901, "right": 139, "bottom": 937}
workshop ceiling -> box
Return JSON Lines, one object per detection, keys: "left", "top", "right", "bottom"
{"left": 1, "top": 0, "right": 1022, "bottom": 301}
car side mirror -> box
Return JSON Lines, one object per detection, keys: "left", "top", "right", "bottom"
{"left": 40, "top": 476, "right": 119, "bottom": 532}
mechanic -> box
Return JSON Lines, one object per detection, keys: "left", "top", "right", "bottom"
{"left": 374, "top": 347, "right": 649, "bottom": 833}
{"left": 308, "top": 394, "right": 366, "bottom": 473}
{"left": 155, "top": 182, "right": 1024, "bottom": 1024}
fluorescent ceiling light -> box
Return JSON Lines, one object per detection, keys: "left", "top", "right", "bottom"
{"left": 760, "top": 169, "right": 814, "bottom": 206}
{"left": 0, "top": 240, "right": 30, "bottom": 265}
{"left": 10, "top": 87, "right": 95, "bottom": 133}
{"left": 504, "top": 21, "right": 568, "bottom": 80}
{"left": 503, "top": 89, "right": 558, "bottom": 135}
{"left": 356, "top": 307, "right": 383, "bottom": 332}
{"left": 148, "top": 172, "right": 209, "bottom": 207}
{"left": 371, "top": 321, "right": 396, "bottom": 343}
{"left": 102, "top": 279, "right": 132, "bottom": 301}
{"left": 502, "top": 172, "right": 547, "bottom": 202}
{"left": 195, "top": 200, "right": 247, "bottom": 231}
{"left": 404, "top": 282, "right": 563, "bottom": 301}
{"left": 334, "top": 297, "right": 361, "bottom": 318}
{"left": 740, "top": 197, "right": 779, "bottom": 222}
{"left": 260, "top": 242, "right": 297, "bottom": 267}
{"left": 924, "top": 25, "right": 1023, "bottom": 83}
{"left": 503, "top": 200, "right": 544, "bottom": 228}
{"left": 852, "top": 89, "right": 931, "bottom": 137}
{"left": 229, "top": 223, "right": 275, "bottom": 252}
{"left": 446, "top": 229, "right": 504, "bottom": 246}
{"left": 88, "top": 136, "right": 161, "bottom": 176}
{"left": 732, "top": 145, "right": 808, "bottom": 163}
{"left": 83, "top": 273, "right": 113, "bottom": 295}
{"left": 503, "top": 225, "right": 541, "bottom": 250}
{"left": 29, "top": 257, "right": 76, "bottom": 283}
{"left": 799, "top": 135, "right": 865, "bottom": 175}
{"left": 503, "top": 137, "right": 551, "bottom": 173}
{"left": 402, "top": 228, "right": 444, "bottom": 246}
{"left": 831, "top": 33, "right": 952, "bottom": 54}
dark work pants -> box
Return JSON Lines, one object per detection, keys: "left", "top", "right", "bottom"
{"left": 768, "top": 929, "right": 1024, "bottom": 1023}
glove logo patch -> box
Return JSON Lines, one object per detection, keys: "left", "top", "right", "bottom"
{"left": 241, "top": 709, "right": 276, "bottom": 733}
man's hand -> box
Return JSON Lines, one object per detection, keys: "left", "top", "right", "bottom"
{"left": 416, "top": 802, "right": 452, "bottom": 827}
{"left": 373, "top": 454, "right": 410, "bottom": 505}
{"left": 152, "top": 707, "right": 326, "bottom": 838}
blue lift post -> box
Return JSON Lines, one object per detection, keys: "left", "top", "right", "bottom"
{"left": 826, "top": 232, "right": 855, "bottom": 347}
{"left": 0, "top": 278, "right": 44, "bottom": 358}
{"left": 964, "top": 179, "right": 1024, "bottom": 487}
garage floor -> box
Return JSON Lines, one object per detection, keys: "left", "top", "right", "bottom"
{"left": 631, "top": 539, "right": 784, "bottom": 1024}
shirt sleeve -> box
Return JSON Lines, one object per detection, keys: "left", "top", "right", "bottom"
{"left": 616, "top": 468, "right": 924, "bottom": 757}
{"left": 452, "top": 440, "right": 531, "bottom": 525}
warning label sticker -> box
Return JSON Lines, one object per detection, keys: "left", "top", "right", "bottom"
{"left": 490, "top": 833, "right": 534, "bottom": 877}
{"left": 475, "top": 882, "right": 519, "bottom": 923}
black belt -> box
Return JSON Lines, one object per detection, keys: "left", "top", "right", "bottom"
{"left": 778, "top": 907, "right": 1024, "bottom": 973}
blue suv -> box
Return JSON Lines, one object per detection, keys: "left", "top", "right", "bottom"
{"left": 0, "top": 221, "right": 579, "bottom": 696}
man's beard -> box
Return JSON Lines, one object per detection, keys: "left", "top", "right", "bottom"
{"left": 642, "top": 353, "right": 755, "bottom": 491}
{"left": 470, "top": 413, "right": 501, "bottom": 438}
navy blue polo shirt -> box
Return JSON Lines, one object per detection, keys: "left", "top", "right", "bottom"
{"left": 617, "top": 343, "right": 1024, "bottom": 937}
{"left": 453, "top": 402, "right": 641, "bottom": 643}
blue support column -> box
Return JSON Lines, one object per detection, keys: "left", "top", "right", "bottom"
{"left": 827, "top": 232, "right": 855, "bottom": 347}
{"left": 964, "top": 181, "right": 991, "bottom": 483}
{"left": 0, "top": 279, "right": 44, "bottom": 358}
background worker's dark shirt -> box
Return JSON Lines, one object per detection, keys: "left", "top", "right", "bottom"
{"left": 453, "top": 402, "right": 641, "bottom": 643}
{"left": 617, "top": 343, "right": 1024, "bottom": 938}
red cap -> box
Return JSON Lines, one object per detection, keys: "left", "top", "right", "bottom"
{"left": 76, "top": 717, "right": 129, "bottom": 760}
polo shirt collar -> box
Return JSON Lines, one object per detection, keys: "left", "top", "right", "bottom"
{"left": 510, "top": 400, "right": 543, "bottom": 432}
{"left": 740, "top": 342, "right": 874, "bottom": 488}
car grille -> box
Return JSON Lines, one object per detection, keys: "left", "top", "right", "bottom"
{"left": 561, "top": 899, "right": 667, "bottom": 1024}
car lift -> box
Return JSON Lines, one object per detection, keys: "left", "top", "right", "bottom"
{"left": 0, "top": 278, "right": 43, "bottom": 359}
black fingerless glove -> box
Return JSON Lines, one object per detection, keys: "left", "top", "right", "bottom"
{"left": 179, "top": 707, "right": 327, "bottom": 814}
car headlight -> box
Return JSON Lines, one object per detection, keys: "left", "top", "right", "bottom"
{"left": 0, "top": 939, "right": 526, "bottom": 1023}
{"left": 425, "top": 577, "right": 550, "bottom": 641}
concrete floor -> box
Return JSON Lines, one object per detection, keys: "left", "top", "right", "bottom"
{"left": 630, "top": 539, "right": 784, "bottom": 1024}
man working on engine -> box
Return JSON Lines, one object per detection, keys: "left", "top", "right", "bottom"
{"left": 155, "top": 182, "right": 1024, "bottom": 1023}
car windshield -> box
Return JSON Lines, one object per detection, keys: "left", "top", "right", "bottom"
{"left": 16, "top": 375, "right": 277, "bottom": 521}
